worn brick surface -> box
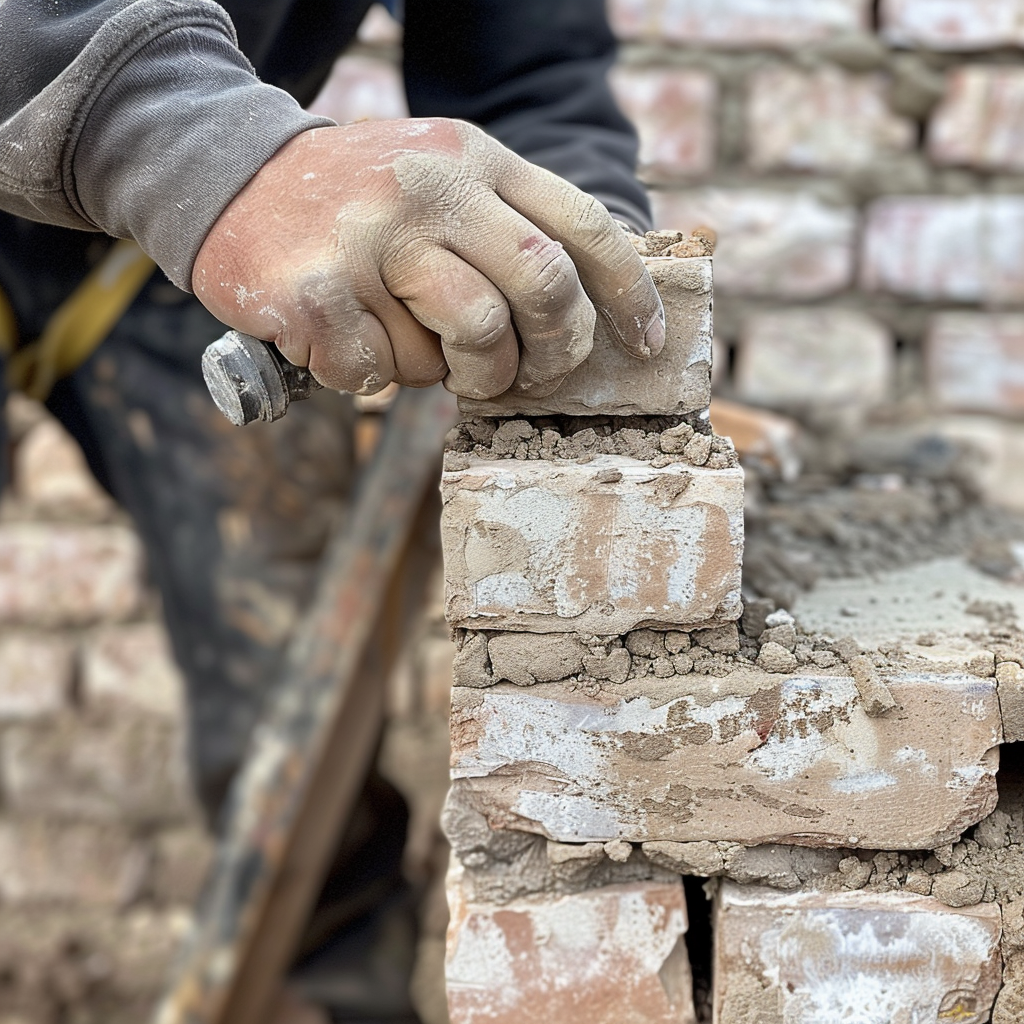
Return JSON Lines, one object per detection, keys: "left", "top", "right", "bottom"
{"left": 609, "top": 0, "right": 868, "bottom": 46}
{"left": 610, "top": 67, "right": 716, "bottom": 179}
{"left": 0, "top": 524, "right": 143, "bottom": 627}
{"left": 861, "top": 196, "right": 1024, "bottom": 303}
{"left": 150, "top": 827, "right": 214, "bottom": 906}
{"left": 81, "top": 622, "right": 186, "bottom": 719}
{"left": 735, "top": 309, "right": 894, "bottom": 409}
{"left": 748, "top": 66, "right": 914, "bottom": 172}
{"left": 713, "top": 882, "right": 1003, "bottom": 1023}
{"left": 306, "top": 54, "right": 408, "bottom": 122}
{"left": 447, "top": 869, "right": 695, "bottom": 1024}
{"left": 929, "top": 67, "right": 1024, "bottom": 171}
{"left": 882, "top": 0, "right": 1024, "bottom": 50}
{"left": 0, "top": 632, "right": 72, "bottom": 720}
{"left": 652, "top": 190, "right": 856, "bottom": 298}
{"left": 459, "top": 257, "right": 712, "bottom": 417}
{"left": 441, "top": 455, "right": 743, "bottom": 633}
{"left": 925, "top": 313, "right": 1024, "bottom": 416}
{"left": 449, "top": 670, "right": 1001, "bottom": 849}
{"left": 932, "top": 415, "right": 1024, "bottom": 511}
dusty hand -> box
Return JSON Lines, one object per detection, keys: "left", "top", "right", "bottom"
{"left": 192, "top": 120, "right": 664, "bottom": 398}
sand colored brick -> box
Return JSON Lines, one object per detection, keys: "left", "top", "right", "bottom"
{"left": 932, "top": 415, "right": 1024, "bottom": 511}
{"left": 652, "top": 190, "right": 856, "bottom": 298}
{"left": 0, "top": 632, "right": 72, "bottom": 720}
{"left": 925, "top": 313, "right": 1024, "bottom": 416}
{"left": 459, "top": 257, "right": 712, "bottom": 418}
{"left": 441, "top": 455, "right": 743, "bottom": 633}
{"left": 713, "top": 882, "right": 1002, "bottom": 1024}
{"left": 735, "top": 308, "right": 894, "bottom": 409}
{"left": 448, "top": 670, "right": 1001, "bottom": 849}
{"left": 862, "top": 196, "right": 1024, "bottom": 304}
{"left": 0, "top": 523, "right": 143, "bottom": 627}
{"left": 446, "top": 868, "right": 695, "bottom": 1024}
{"left": 610, "top": 67, "right": 716, "bottom": 179}
{"left": 747, "top": 66, "right": 914, "bottom": 172}
{"left": 609, "top": 0, "right": 868, "bottom": 46}
{"left": 81, "top": 622, "right": 186, "bottom": 719}
{"left": 882, "top": 0, "right": 1024, "bottom": 50}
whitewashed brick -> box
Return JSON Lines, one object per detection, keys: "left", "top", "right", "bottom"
{"left": 307, "top": 54, "right": 408, "bottom": 123}
{"left": 925, "top": 313, "right": 1024, "bottom": 416}
{"left": 0, "top": 633, "right": 72, "bottom": 720}
{"left": 882, "top": 0, "right": 1024, "bottom": 50}
{"left": 0, "top": 524, "right": 144, "bottom": 627}
{"left": 735, "top": 309, "right": 894, "bottom": 409}
{"left": 459, "top": 257, "right": 712, "bottom": 417}
{"left": 441, "top": 455, "right": 744, "bottom": 633}
{"left": 652, "top": 190, "right": 856, "bottom": 298}
{"left": 81, "top": 623, "right": 186, "bottom": 719}
{"left": 748, "top": 66, "right": 914, "bottom": 172}
{"left": 861, "top": 196, "right": 1024, "bottom": 303}
{"left": 610, "top": 68, "right": 716, "bottom": 178}
{"left": 610, "top": 0, "right": 868, "bottom": 46}
{"left": 714, "top": 883, "right": 1002, "bottom": 1024}
{"left": 930, "top": 66, "right": 1024, "bottom": 171}
{"left": 447, "top": 868, "right": 695, "bottom": 1024}
{"left": 449, "top": 671, "right": 1001, "bottom": 849}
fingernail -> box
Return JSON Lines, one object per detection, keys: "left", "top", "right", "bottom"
{"left": 644, "top": 310, "right": 666, "bottom": 357}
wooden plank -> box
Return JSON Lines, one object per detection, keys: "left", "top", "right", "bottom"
{"left": 154, "top": 384, "right": 458, "bottom": 1024}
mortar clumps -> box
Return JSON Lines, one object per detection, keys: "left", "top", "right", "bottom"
{"left": 443, "top": 415, "right": 738, "bottom": 471}
{"left": 628, "top": 228, "right": 717, "bottom": 259}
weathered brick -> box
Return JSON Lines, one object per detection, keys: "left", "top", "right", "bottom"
{"left": 735, "top": 309, "right": 894, "bottom": 410}
{"left": 861, "top": 196, "right": 1024, "bottom": 303}
{"left": 0, "top": 633, "right": 72, "bottom": 720}
{"left": 610, "top": 0, "right": 868, "bottom": 46}
{"left": 441, "top": 456, "right": 743, "bottom": 633}
{"left": 748, "top": 66, "right": 914, "bottom": 172}
{"left": 709, "top": 399, "right": 802, "bottom": 482}
{"left": 930, "top": 66, "right": 1024, "bottom": 171}
{"left": 932, "top": 415, "right": 1024, "bottom": 511}
{"left": 1, "top": 714, "right": 193, "bottom": 824}
{"left": 882, "top": 0, "right": 1024, "bottom": 50}
{"left": 610, "top": 68, "right": 716, "bottom": 179}
{"left": 652, "top": 190, "right": 856, "bottom": 298}
{"left": 306, "top": 54, "right": 408, "bottom": 122}
{"left": 81, "top": 622, "right": 186, "bottom": 719}
{"left": 449, "top": 671, "right": 1001, "bottom": 849}
{"left": 924, "top": 313, "right": 1024, "bottom": 416}
{"left": 0, "top": 524, "right": 144, "bottom": 627}
{"left": 714, "top": 882, "right": 1002, "bottom": 1023}
{"left": 446, "top": 869, "right": 695, "bottom": 1024}
{"left": 150, "top": 827, "right": 214, "bottom": 906}
{"left": 459, "top": 257, "right": 712, "bottom": 417}
{"left": 0, "top": 819, "right": 146, "bottom": 906}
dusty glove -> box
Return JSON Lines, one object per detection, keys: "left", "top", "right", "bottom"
{"left": 192, "top": 120, "right": 664, "bottom": 398}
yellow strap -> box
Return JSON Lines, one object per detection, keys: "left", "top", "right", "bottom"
{"left": 5, "top": 239, "right": 156, "bottom": 401}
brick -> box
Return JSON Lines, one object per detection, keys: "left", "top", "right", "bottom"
{"left": 1, "top": 714, "right": 193, "bottom": 824}
{"left": 449, "top": 671, "right": 1001, "bottom": 849}
{"left": 306, "top": 54, "right": 408, "bottom": 122}
{"left": 81, "top": 622, "right": 186, "bottom": 719}
{"left": 652, "top": 190, "right": 856, "bottom": 298}
{"left": 446, "top": 869, "right": 695, "bottom": 1024}
{"left": 861, "top": 196, "right": 1024, "bottom": 303}
{"left": 748, "top": 66, "right": 914, "bottom": 172}
{"left": 610, "top": 0, "right": 868, "bottom": 46}
{"left": 610, "top": 68, "right": 716, "bottom": 179}
{"left": 0, "top": 819, "right": 146, "bottom": 906}
{"left": 708, "top": 399, "right": 802, "bottom": 482}
{"left": 932, "top": 416, "right": 1024, "bottom": 511}
{"left": 150, "top": 827, "right": 214, "bottom": 906}
{"left": 12, "top": 419, "right": 114, "bottom": 517}
{"left": 714, "top": 882, "right": 1002, "bottom": 1023}
{"left": 924, "top": 313, "right": 1024, "bottom": 416}
{"left": 734, "top": 309, "right": 894, "bottom": 410}
{"left": 0, "top": 633, "right": 72, "bottom": 720}
{"left": 930, "top": 67, "right": 1024, "bottom": 171}
{"left": 0, "top": 524, "right": 143, "bottom": 627}
{"left": 459, "top": 256, "right": 712, "bottom": 417}
{"left": 441, "top": 456, "right": 743, "bottom": 633}
{"left": 881, "top": 0, "right": 1024, "bottom": 50}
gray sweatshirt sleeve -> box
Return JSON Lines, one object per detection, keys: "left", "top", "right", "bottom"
{"left": 0, "top": 0, "right": 332, "bottom": 289}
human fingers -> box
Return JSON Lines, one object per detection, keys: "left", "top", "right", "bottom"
{"left": 359, "top": 285, "right": 447, "bottom": 388}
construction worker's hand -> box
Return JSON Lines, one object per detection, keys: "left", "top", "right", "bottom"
{"left": 191, "top": 121, "right": 664, "bottom": 398}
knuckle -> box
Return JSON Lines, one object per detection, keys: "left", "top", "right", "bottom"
{"left": 445, "top": 301, "right": 510, "bottom": 351}
{"left": 533, "top": 250, "right": 582, "bottom": 308}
